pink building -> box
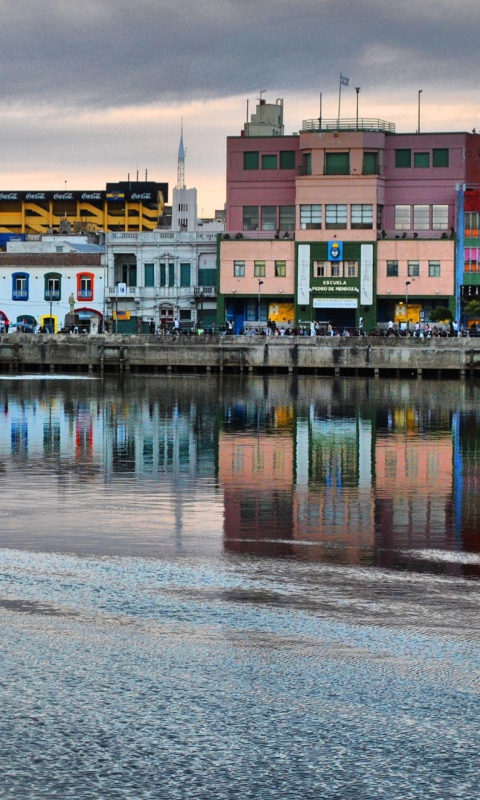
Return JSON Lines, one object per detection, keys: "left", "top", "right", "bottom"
{"left": 219, "top": 97, "right": 480, "bottom": 331}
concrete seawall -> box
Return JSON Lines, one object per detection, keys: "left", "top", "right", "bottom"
{"left": 1, "top": 333, "right": 480, "bottom": 378}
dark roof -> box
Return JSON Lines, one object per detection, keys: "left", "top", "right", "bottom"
{"left": 0, "top": 253, "right": 102, "bottom": 266}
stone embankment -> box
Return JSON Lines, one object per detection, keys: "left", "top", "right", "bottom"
{"left": 1, "top": 333, "right": 479, "bottom": 378}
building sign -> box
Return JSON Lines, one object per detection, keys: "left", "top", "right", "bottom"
{"left": 0, "top": 184, "right": 168, "bottom": 204}
{"left": 328, "top": 241, "right": 343, "bottom": 261}
{"left": 313, "top": 280, "right": 359, "bottom": 293}
{"left": 297, "top": 245, "right": 310, "bottom": 305}
{"left": 313, "top": 298, "right": 358, "bottom": 309}
{"left": 461, "top": 285, "right": 480, "bottom": 298}
{"left": 113, "top": 310, "right": 131, "bottom": 320}
{"left": 360, "top": 244, "right": 373, "bottom": 305}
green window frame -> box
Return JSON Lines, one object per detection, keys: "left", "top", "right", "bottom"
{"left": 44, "top": 272, "right": 61, "bottom": 301}
{"left": 234, "top": 261, "right": 245, "bottom": 277}
{"left": 254, "top": 261, "right": 266, "bottom": 277}
{"left": 386, "top": 261, "right": 398, "bottom": 277}
{"left": 395, "top": 149, "right": 411, "bottom": 168}
{"left": 180, "top": 263, "right": 191, "bottom": 288}
{"left": 302, "top": 152, "right": 312, "bottom": 175}
{"left": 275, "top": 261, "right": 286, "bottom": 277}
{"left": 198, "top": 268, "right": 216, "bottom": 286}
{"left": 279, "top": 206, "right": 295, "bottom": 230}
{"left": 279, "top": 150, "right": 296, "bottom": 169}
{"left": 408, "top": 261, "right": 420, "bottom": 277}
{"left": 428, "top": 261, "right": 441, "bottom": 277}
{"left": 160, "top": 263, "right": 166, "bottom": 287}
{"left": 433, "top": 148, "right": 449, "bottom": 167}
{"left": 261, "top": 206, "right": 276, "bottom": 231}
{"left": 395, "top": 205, "right": 411, "bottom": 230}
{"left": 144, "top": 263, "right": 154, "bottom": 287}
{"left": 363, "top": 152, "right": 379, "bottom": 174}
{"left": 324, "top": 152, "right": 350, "bottom": 175}
{"left": 243, "top": 206, "right": 259, "bottom": 231}
{"left": 168, "top": 263, "right": 175, "bottom": 287}
{"left": 414, "top": 152, "right": 430, "bottom": 168}
{"left": 243, "top": 151, "right": 259, "bottom": 170}
{"left": 262, "top": 154, "right": 277, "bottom": 170}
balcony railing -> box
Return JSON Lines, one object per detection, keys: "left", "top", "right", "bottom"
{"left": 13, "top": 290, "right": 28, "bottom": 300}
{"left": 45, "top": 290, "right": 60, "bottom": 300}
{"left": 107, "top": 231, "right": 219, "bottom": 243}
{"left": 222, "top": 231, "right": 294, "bottom": 241}
{"left": 302, "top": 117, "right": 396, "bottom": 134}
{"left": 194, "top": 286, "right": 217, "bottom": 297}
{"left": 77, "top": 290, "right": 93, "bottom": 300}
{"left": 107, "top": 286, "right": 137, "bottom": 295}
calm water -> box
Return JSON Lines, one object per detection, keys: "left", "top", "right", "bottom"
{"left": 0, "top": 375, "right": 479, "bottom": 799}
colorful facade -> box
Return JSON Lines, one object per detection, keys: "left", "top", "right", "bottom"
{"left": 0, "top": 181, "right": 168, "bottom": 235}
{"left": 219, "top": 98, "right": 480, "bottom": 330}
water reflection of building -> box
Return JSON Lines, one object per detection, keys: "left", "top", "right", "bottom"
{"left": 293, "top": 412, "right": 375, "bottom": 564}
{"left": 374, "top": 405, "right": 455, "bottom": 570}
{"left": 220, "top": 401, "right": 295, "bottom": 557}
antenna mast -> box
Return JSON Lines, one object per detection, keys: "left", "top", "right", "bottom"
{"left": 177, "top": 118, "right": 185, "bottom": 189}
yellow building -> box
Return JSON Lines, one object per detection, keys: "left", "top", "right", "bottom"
{"left": 0, "top": 181, "right": 168, "bottom": 235}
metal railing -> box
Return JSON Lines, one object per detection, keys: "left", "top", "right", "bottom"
{"left": 107, "top": 231, "right": 219, "bottom": 243}
{"left": 302, "top": 118, "right": 396, "bottom": 133}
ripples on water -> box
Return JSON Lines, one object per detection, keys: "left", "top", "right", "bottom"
{"left": 0, "top": 375, "right": 479, "bottom": 798}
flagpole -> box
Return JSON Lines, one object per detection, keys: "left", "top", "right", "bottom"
{"left": 319, "top": 92, "right": 322, "bottom": 130}
{"left": 337, "top": 73, "right": 342, "bottom": 127}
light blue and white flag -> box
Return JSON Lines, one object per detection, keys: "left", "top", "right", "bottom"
{"left": 340, "top": 74, "right": 350, "bottom": 86}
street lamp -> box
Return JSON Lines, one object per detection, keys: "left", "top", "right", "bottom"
{"left": 355, "top": 87, "right": 360, "bottom": 130}
{"left": 418, "top": 89, "right": 423, "bottom": 133}
{"left": 258, "top": 280, "right": 264, "bottom": 321}
{"left": 405, "top": 281, "right": 411, "bottom": 330}
{"left": 46, "top": 289, "right": 54, "bottom": 333}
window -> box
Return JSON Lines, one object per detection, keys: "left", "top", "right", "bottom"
{"left": 386, "top": 260, "right": 399, "bottom": 277}
{"left": 180, "top": 263, "right": 191, "bottom": 287}
{"left": 44, "top": 273, "right": 61, "bottom": 300}
{"left": 300, "top": 204, "right": 321, "bottom": 229}
{"left": 246, "top": 300, "right": 257, "bottom": 321}
{"left": 262, "top": 154, "right": 277, "bottom": 170}
{"left": 279, "top": 206, "right": 295, "bottom": 230}
{"left": 314, "top": 261, "right": 329, "bottom": 277}
{"left": 331, "top": 262, "right": 342, "bottom": 277}
{"left": 198, "top": 268, "right": 216, "bottom": 286}
{"left": 325, "top": 204, "right": 347, "bottom": 229}
{"left": 243, "top": 206, "right": 259, "bottom": 231}
{"left": 466, "top": 212, "right": 480, "bottom": 236}
{"left": 346, "top": 260, "right": 358, "bottom": 277}
{"left": 12, "top": 272, "right": 29, "bottom": 300}
{"left": 325, "top": 152, "right": 349, "bottom": 175}
{"left": 433, "top": 148, "right": 449, "bottom": 167}
{"left": 77, "top": 272, "right": 94, "bottom": 300}
{"left": 377, "top": 205, "right": 384, "bottom": 229}
{"left": 168, "top": 263, "right": 175, "bottom": 287}
{"left": 243, "top": 151, "right": 259, "bottom": 170}
{"left": 465, "top": 248, "right": 480, "bottom": 272}
{"left": 144, "top": 263, "right": 154, "bottom": 287}
{"left": 254, "top": 261, "right": 266, "bottom": 277}
{"left": 351, "top": 204, "right": 373, "bottom": 229}
{"left": 160, "top": 263, "right": 166, "bottom": 287}
{"left": 363, "top": 152, "right": 379, "bottom": 174}
{"left": 279, "top": 151, "right": 296, "bottom": 169}
{"left": 395, "top": 149, "right": 411, "bottom": 168}
{"left": 429, "top": 261, "right": 441, "bottom": 277}
{"left": 395, "top": 205, "right": 411, "bottom": 229}
{"left": 234, "top": 261, "right": 245, "bottom": 277}
{"left": 413, "top": 205, "right": 430, "bottom": 230}
{"left": 432, "top": 205, "right": 449, "bottom": 230}
{"left": 261, "top": 206, "right": 276, "bottom": 231}
{"left": 302, "top": 152, "right": 312, "bottom": 175}
{"left": 275, "top": 261, "right": 286, "bottom": 277}
{"left": 179, "top": 310, "right": 191, "bottom": 321}
{"left": 414, "top": 152, "right": 430, "bottom": 168}
{"left": 408, "top": 261, "right": 420, "bottom": 277}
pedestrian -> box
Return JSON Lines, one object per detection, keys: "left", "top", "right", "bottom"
{"left": 149, "top": 318, "right": 155, "bottom": 335}
{"left": 359, "top": 316, "right": 364, "bottom": 336}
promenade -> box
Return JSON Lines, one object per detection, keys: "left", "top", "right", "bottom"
{"left": 1, "top": 333, "right": 479, "bottom": 378}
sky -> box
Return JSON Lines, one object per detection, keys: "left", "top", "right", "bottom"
{"left": 1, "top": 0, "right": 479, "bottom": 215}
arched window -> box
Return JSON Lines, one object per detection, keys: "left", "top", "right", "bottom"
{"left": 44, "top": 272, "right": 62, "bottom": 301}
{"left": 77, "top": 272, "right": 94, "bottom": 301}
{"left": 12, "top": 272, "right": 29, "bottom": 301}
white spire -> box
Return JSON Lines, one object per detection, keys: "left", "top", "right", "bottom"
{"left": 177, "top": 119, "right": 185, "bottom": 189}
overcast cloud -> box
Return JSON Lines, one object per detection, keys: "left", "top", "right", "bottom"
{"left": 0, "top": 0, "right": 478, "bottom": 213}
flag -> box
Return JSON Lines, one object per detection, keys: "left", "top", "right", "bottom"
{"left": 340, "top": 74, "right": 349, "bottom": 86}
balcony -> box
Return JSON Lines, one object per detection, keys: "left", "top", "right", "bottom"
{"left": 77, "top": 290, "right": 93, "bottom": 300}
{"left": 222, "top": 231, "right": 294, "bottom": 241}
{"left": 302, "top": 117, "right": 395, "bottom": 133}
{"left": 194, "top": 286, "right": 217, "bottom": 297}
{"left": 13, "top": 290, "right": 28, "bottom": 300}
{"left": 107, "top": 286, "right": 138, "bottom": 296}
{"left": 45, "top": 290, "right": 60, "bottom": 301}
{"left": 378, "top": 230, "right": 455, "bottom": 241}
{"left": 107, "top": 231, "right": 219, "bottom": 243}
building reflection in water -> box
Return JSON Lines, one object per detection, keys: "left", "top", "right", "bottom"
{"left": 0, "top": 376, "right": 480, "bottom": 574}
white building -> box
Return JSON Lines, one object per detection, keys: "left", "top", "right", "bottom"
{"left": 105, "top": 131, "right": 223, "bottom": 333}
{"left": 0, "top": 234, "right": 106, "bottom": 332}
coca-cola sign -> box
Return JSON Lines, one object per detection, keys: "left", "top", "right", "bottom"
{"left": 81, "top": 192, "right": 102, "bottom": 201}
{"left": 26, "top": 192, "right": 46, "bottom": 200}
{"left": 130, "top": 192, "right": 151, "bottom": 200}
{"left": 53, "top": 192, "right": 74, "bottom": 200}
{"left": 0, "top": 192, "right": 19, "bottom": 200}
